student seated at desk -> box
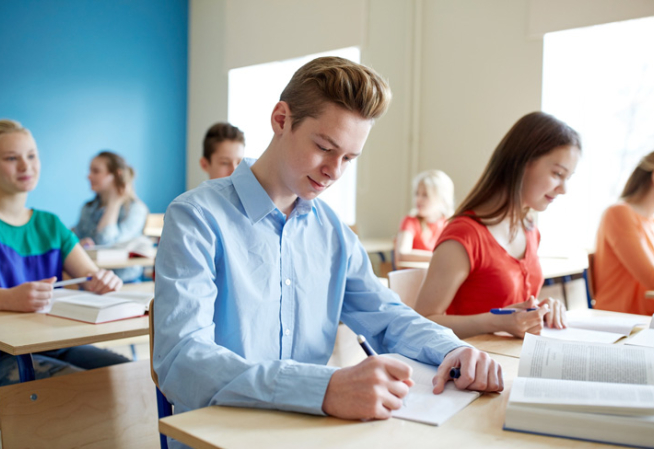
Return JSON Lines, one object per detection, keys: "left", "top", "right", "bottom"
{"left": 0, "top": 120, "right": 129, "bottom": 386}
{"left": 74, "top": 151, "right": 149, "bottom": 282}
{"left": 415, "top": 112, "right": 580, "bottom": 339}
{"left": 154, "top": 57, "right": 502, "bottom": 446}
{"left": 594, "top": 150, "right": 654, "bottom": 315}
{"left": 395, "top": 169, "right": 454, "bottom": 265}
{"left": 199, "top": 122, "right": 245, "bottom": 179}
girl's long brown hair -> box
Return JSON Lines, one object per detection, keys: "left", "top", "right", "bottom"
{"left": 621, "top": 151, "right": 654, "bottom": 201}
{"left": 454, "top": 112, "right": 581, "bottom": 237}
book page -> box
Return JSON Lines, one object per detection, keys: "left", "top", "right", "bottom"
{"left": 519, "top": 334, "right": 654, "bottom": 385}
{"left": 55, "top": 295, "right": 132, "bottom": 309}
{"left": 510, "top": 377, "right": 654, "bottom": 415}
{"left": 625, "top": 329, "right": 654, "bottom": 349}
{"left": 540, "top": 327, "right": 623, "bottom": 344}
{"left": 566, "top": 313, "right": 649, "bottom": 336}
{"left": 106, "top": 291, "right": 153, "bottom": 308}
{"left": 383, "top": 354, "right": 480, "bottom": 426}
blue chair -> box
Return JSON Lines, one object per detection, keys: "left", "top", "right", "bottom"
{"left": 149, "top": 299, "right": 173, "bottom": 449}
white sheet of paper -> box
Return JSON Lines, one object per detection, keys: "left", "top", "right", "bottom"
{"left": 383, "top": 353, "right": 480, "bottom": 426}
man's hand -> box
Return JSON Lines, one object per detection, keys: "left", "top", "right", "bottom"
{"left": 322, "top": 356, "right": 415, "bottom": 420}
{"left": 0, "top": 277, "right": 56, "bottom": 312}
{"left": 432, "top": 346, "right": 503, "bottom": 394}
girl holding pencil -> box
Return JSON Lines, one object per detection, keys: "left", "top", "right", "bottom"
{"left": 414, "top": 112, "right": 581, "bottom": 339}
{"left": 0, "top": 119, "right": 128, "bottom": 385}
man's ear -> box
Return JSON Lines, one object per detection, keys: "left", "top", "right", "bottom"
{"left": 200, "top": 157, "right": 209, "bottom": 173}
{"left": 271, "top": 101, "right": 291, "bottom": 135}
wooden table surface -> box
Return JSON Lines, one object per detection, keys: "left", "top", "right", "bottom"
{"left": 159, "top": 352, "right": 622, "bottom": 449}
{"left": 0, "top": 281, "right": 153, "bottom": 355}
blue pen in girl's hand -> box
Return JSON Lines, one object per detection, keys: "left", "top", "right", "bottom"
{"left": 490, "top": 307, "right": 538, "bottom": 315}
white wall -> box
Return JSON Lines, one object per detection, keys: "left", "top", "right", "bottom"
{"left": 187, "top": 0, "right": 654, "bottom": 237}
{"left": 186, "top": 0, "right": 229, "bottom": 190}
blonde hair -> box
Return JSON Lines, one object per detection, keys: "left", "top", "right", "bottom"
{"left": 280, "top": 56, "right": 392, "bottom": 130}
{"left": 621, "top": 151, "right": 654, "bottom": 200}
{"left": 412, "top": 170, "right": 454, "bottom": 230}
{"left": 0, "top": 119, "right": 30, "bottom": 137}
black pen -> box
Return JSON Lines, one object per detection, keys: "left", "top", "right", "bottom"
{"left": 450, "top": 367, "right": 461, "bottom": 379}
{"left": 357, "top": 334, "right": 377, "bottom": 356}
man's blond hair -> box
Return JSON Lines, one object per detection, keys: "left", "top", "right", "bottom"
{"left": 280, "top": 56, "right": 391, "bottom": 130}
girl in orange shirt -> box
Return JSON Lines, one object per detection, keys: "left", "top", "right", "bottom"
{"left": 395, "top": 170, "right": 454, "bottom": 265}
{"left": 415, "top": 112, "right": 581, "bottom": 339}
{"left": 594, "top": 151, "right": 654, "bottom": 315}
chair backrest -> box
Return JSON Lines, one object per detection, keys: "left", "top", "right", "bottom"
{"left": 387, "top": 268, "right": 428, "bottom": 309}
{"left": 144, "top": 213, "right": 165, "bottom": 238}
{"left": 584, "top": 252, "right": 596, "bottom": 308}
{"left": 148, "top": 298, "right": 158, "bottom": 386}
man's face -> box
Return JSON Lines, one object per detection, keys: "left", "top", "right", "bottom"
{"left": 202, "top": 140, "right": 245, "bottom": 179}
{"left": 277, "top": 102, "right": 372, "bottom": 201}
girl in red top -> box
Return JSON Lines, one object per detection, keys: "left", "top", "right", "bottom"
{"left": 395, "top": 170, "right": 454, "bottom": 265}
{"left": 415, "top": 112, "right": 581, "bottom": 339}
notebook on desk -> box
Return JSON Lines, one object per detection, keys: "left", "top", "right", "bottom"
{"left": 383, "top": 354, "right": 480, "bottom": 426}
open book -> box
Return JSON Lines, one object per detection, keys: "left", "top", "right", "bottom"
{"left": 85, "top": 236, "right": 156, "bottom": 263}
{"left": 504, "top": 334, "right": 654, "bottom": 447}
{"left": 383, "top": 354, "right": 480, "bottom": 426}
{"left": 46, "top": 289, "right": 152, "bottom": 324}
{"left": 539, "top": 310, "right": 648, "bottom": 344}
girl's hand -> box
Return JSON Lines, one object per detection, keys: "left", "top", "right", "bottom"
{"left": 79, "top": 237, "right": 95, "bottom": 248}
{"left": 498, "top": 296, "right": 549, "bottom": 338}
{"left": 0, "top": 277, "right": 56, "bottom": 312}
{"left": 538, "top": 296, "right": 567, "bottom": 329}
{"left": 83, "top": 269, "right": 123, "bottom": 294}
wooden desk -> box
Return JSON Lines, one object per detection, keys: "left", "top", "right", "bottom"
{"left": 0, "top": 360, "right": 159, "bottom": 448}
{"left": 359, "top": 238, "right": 394, "bottom": 254}
{"left": 96, "top": 255, "right": 155, "bottom": 270}
{"left": 158, "top": 353, "right": 618, "bottom": 449}
{"left": 539, "top": 256, "right": 587, "bottom": 279}
{"left": 0, "top": 312, "right": 149, "bottom": 356}
{"left": 0, "top": 286, "right": 149, "bottom": 382}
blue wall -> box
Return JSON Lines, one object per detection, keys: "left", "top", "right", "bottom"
{"left": 0, "top": 0, "right": 188, "bottom": 226}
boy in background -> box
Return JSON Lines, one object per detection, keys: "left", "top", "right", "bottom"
{"left": 199, "top": 122, "right": 245, "bottom": 179}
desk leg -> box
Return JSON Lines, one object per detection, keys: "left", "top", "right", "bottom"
{"left": 16, "top": 354, "right": 36, "bottom": 382}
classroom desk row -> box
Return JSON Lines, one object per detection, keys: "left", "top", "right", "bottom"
{"left": 159, "top": 309, "right": 651, "bottom": 449}
{"left": 0, "top": 283, "right": 648, "bottom": 449}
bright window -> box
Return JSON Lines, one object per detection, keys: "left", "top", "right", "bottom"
{"left": 228, "top": 47, "right": 361, "bottom": 225}
{"left": 539, "top": 16, "right": 654, "bottom": 256}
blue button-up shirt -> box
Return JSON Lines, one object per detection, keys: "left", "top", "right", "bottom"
{"left": 153, "top": 159, "right": 468, "bottom": 420}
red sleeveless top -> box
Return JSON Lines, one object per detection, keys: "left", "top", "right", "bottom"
{"left": 436, "top": 215, "right": 543, "bottom": 315}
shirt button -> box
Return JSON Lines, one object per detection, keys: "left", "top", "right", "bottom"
{"left": 284, "top": 329, "right": 290, "bottom": 336}
{"left": 285, "top": 279, "right": 291, "bottom": 286}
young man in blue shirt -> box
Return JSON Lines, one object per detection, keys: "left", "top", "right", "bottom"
{"left": 153, "top": 57, "right": 503, "bottom": 433}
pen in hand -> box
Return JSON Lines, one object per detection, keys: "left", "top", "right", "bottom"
{"left": 358, "top": 335, "right": 460, "bottom": 380}
{"left": 53, "top": 276, "right": 93, "bottom": 288}
{"left": 357, "top": 334, "right": 377, "bottom": 356}
{"left": 490, "top": 307, "right": 538, "bottom": 315}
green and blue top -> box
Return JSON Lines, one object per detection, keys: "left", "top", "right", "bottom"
{"left": 0, "top": 210, "right": 78, "bottom": 288}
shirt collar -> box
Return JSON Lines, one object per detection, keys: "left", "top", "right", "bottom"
{"left": 231, "top": 158, "right": 321, "bottom": 225}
